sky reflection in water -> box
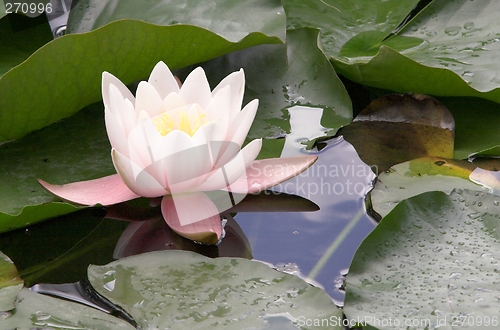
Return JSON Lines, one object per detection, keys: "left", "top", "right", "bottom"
{"left": 235, "top": 106, "right": 376, "bottom": 303}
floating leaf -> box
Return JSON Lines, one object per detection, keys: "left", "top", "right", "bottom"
{"left": 370, "top": 156, "right": 493, "bottom": 218}
{"left": 0, "top": 251, "right": 22, "bottom": 311}
{"left": 0, "top": 13, "right": 52, "bottom": 77}
{"left": 340, "top": 93, "right": 454, "bottom": 172}
{"left": 67, "top": 0, "right": 286, "bottom": 43}
{"left": 285, "top": 0, "right": 500, "bottom": 102}
{"left": 0, "top": 20, "right": 282, "bottom": 142}
{"left": 89, "top": 250, "right": 342, "bottom": 329}
{"left": 437, "top": 97, "right": 500, "bottom": 159}
{"left": 0, "top": 288, "right": 135, "bottom": 329}
{"left": 346, "top": 189, "right": 500, "bottom": 329}
{"left": 283, "top": 0, "right": 420, "bottom": 56}
{"left": 0, "top": 103, "right": 111, "bottom": 232}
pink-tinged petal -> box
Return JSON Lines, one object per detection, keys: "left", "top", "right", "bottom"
{"left": 102, "top": 72, "right": 135, "bottom": 107}
{"left": 179, "top": 67, "right": 212, "bottom": 109}
{"left": 226, "top": 155, "right": 318, "bottom": 194}
{"left": 38, "top": 174, "right": 139, "bottom": 206}
{"left": 135, "top": 81, "right": 163, "bottom": 117}
{"left": 161, "top": 193, "right": 222, "bottom": 244}
{"left": 112, "top": 149, "right": 167, "bottom": 197}
{"left": 195, "top": 139, "right": 262, "bottom": 192}
{"left": 147, "top": 61, "right": 180, "bottom": 99}
{"left": 212, "top": 69, "right": 245, "bottom": 119}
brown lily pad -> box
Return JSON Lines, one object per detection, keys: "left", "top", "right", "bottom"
{"left": 340, "top": 93, "right": 455, "bottom": 172}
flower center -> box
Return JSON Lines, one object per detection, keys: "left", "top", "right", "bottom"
{"left": 153, "top": 110, "right": 208, "bottom": 137}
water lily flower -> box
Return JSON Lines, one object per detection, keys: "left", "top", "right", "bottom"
{"left": 39, "top": 61, "right": 317, "bottom": 244}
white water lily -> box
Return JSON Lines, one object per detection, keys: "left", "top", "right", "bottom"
{"left": 104, "top": 61, "right": 261, "bottom": 198}
{"left": 40, "top": 62, "right": 317, "bottom": 244}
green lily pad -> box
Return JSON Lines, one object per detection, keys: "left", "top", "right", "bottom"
{"left": 437, "top": 96, "right": 500, "bottom": 159}
{"left": 88, "top": 250, "right": 342, "bottom": 329}
{"left": 282, "top": 0, "right": 420, "bottom": 56}
{"left": 0, "top": 102, "right": 112, "bottom": 232}
{"left": 346, "top": 189, "right": 500, "bottom": 329}
{"left": 0, "top": 13, "right": 53, "bottom": 77}
{"left": 332, "top": 1, "right": 500, "bottom": 103}
{"left": 0, "top": 251, "right": 23, "bottom": 311}
{"left": 338, "top": 30, "right": 424, "bottom": 59}
{"left": 339, "top": 93, "right": 454, "bottom": 172}
{"left": 0, "top": 288, "right": 135, "bottom": 329}
{"left": 0, "top": 20, "right": 283, "bottom": 143}
{"left": 285, "top": 0, "right": 500, "bottom": 102}
{"left": 0, "top": 3, "right": 6, "bottom": 19}
{"left": 67, "top": 0, "right": 286, "bottom": 43}
{"left": 370, "top": 157, "right": 491, "bottom": 218}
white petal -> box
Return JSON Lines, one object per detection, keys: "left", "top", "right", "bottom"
{"left": 135, "top": 81, "right": 163, "bottom": 117}
{"left": 179, "top": 67, "right": 212, "bottom": 109}
{"left": 225, "top": 99, "right": 259, "bottom": 147}
{"left": 195, "top": 139, "right": 262, "bottom": 191}
{"left": 148, "top": 61, "right": 180, "bottom": 99}
{"left": 205, "top": 85, "right": 231, "bottom": 139}
{"left": 211, "top": 99, "right": 259, "bottom": 168}
{"left": 102, "top": 72, "right": 135, "bottom": 107}
{"left": 108, "top": 84, "right": 136, "bottom": 135}
{"left": 212, "top": 69, "right": 245, "bottom": 119}
{"left": 105, "top": 108, "right": 129, "bottom": 156}
{"left": 158, "top": 92, "right": 186, "bottom": 113}
{"left": 111, "top": 149, "right": 166, "bottom": 197}
{"left": 151, "top": 130, "right": 214, "bottom": 193}
{"left": 126, "top": 124, "right": 153, "bottom": 169}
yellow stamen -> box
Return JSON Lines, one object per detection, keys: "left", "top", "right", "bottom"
{"left": 153, "top": 110, "right": 208, "bottom": 136}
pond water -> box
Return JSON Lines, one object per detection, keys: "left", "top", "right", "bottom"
{"left": 235, "top": 106, "right": 376, "bottom": 304}
{"left": 0, "top": 106, "right": 377, "bottom": 308}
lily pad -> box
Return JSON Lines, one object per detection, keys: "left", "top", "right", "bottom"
{"left": 0, "top": 20, "right": 283, "bottom": 143}
{"left": 285, "top": 0, "right": 500, "bottom": 102}
{"left": 0, "top": 13, "right": 53, "bottom": 77}
{"left": 339, "top": 93, "right": 454, "bottom": 172}
{"left": 282, "top": 0, "right": 420, "bottom": 56}
{"left": 370, "top": 157, "right": 491, "bottom": 218}
{"left": 0, "top": 251, "right": 23, "bottom": 311}
{"left": 345, "top": 189, "right": 500, "bottom": 329}
{"left": 88, "top": 250, "right": 342, "bottom": 329}
{"left": 0, "top": 103, "right": 112, "bottom": 232}
{"left": 0, "top": 288, "right": 135, "bottom": 329}
{"left": 67, "top": 0, "right": 286, "bottom": 43}
{"left": 437, "top": 96, "right": 500, "bottom": 159}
